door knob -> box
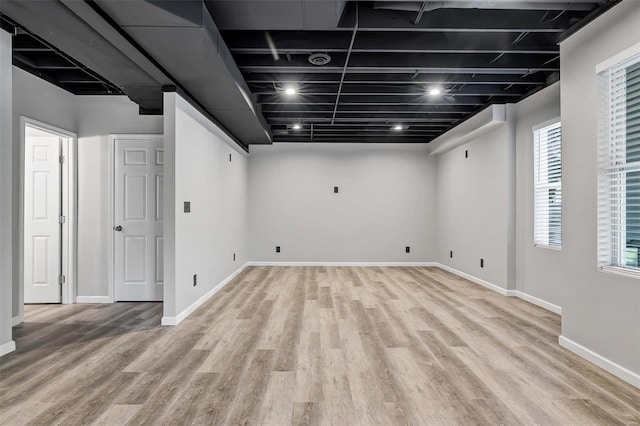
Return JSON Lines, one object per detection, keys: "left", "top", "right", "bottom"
{"left": 114, "top": 226, "right": 123, "bottom": 231}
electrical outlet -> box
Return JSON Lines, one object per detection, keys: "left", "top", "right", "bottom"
{"left": 450, "top": 250, "right": 453, "bottom": 258}
{"left": 184, "top": 201, "right": 191, "bottom": 213}
{"left": 480, "top": 258, "right": 484, "bottom": 268}
{"left": 334, "top": 186, "right": 339, "bottom": 193}
{"left": 193, "top": 274, "right": 197, "bottom": 286}
{"left": 276, "top": 246, "right": 281, "bottom": 253}
{"left": 405, "top": 246, "right": 410, "bottom": 253}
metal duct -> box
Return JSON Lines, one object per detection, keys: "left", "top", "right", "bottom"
{"left": 0, "top": 0, "right": 273, "bottom": 146}
{"left": 371, "top": 1, "right": 603, "bottom": 12}
{"left": 95, "top": 0, "right": 272, "bottom": 145}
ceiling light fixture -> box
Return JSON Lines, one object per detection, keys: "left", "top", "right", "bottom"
{"left": 285, "top": 87, "right": 297, "bottom": 95}
{"left": 428, "top": 88, "right": 442, "bottom": 96}
{"left": 292, "top": 123, "right": 302, "bottom": 130}
{"left": 392, "top": 125, "right": 404, "bottom": 131}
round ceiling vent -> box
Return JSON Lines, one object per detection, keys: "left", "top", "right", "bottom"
{"left": 308, "top": 53, "right": 331, "bottom": 66}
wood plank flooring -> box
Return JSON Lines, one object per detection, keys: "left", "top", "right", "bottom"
{"left": 1, "top": 266, "right": 638, "bottom": 425}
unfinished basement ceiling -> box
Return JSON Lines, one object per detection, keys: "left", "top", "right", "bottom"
{"left": 209, "top": 0, "right": 619, "bottom": 143}
{"left": 0, "top": 0, "right": 620, "bottom": 146}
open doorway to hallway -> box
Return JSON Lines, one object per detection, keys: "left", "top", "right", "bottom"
{"left": 21, "top": 118, "right": 76, "bottom": 309}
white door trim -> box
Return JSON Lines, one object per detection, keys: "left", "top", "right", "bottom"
{"left": 108, "top": 134, "right": 164, "bottom": 303}
{"left": 20, "top": 116, "right": 77, "bottom": 308}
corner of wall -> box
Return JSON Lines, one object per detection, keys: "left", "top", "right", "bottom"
{"left": 162, "top": 92, "right": 177, "bottom": 320}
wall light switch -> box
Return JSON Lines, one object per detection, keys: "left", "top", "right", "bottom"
{"left": 334, "top": 186, "right": 339, "bottom": 193}
{"left": 405, "top": 246, "right": 410, "bottom": 253}
{"left": 184, "top": 201, "right": 191, "bottom": 213}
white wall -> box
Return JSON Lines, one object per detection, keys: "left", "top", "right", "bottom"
{"left": 163, "top": 93, "right": 248, "bottom": 321}
{"left": 435, "top": 124, "right": 513, "bottom": 290}
{"left": 11, "top": 67, "right": 162, "bottom": 320}
{"left": 248, "top": 143, "right": 437, "bottom": 263}
{"left": 515, "top": 83, "right": 563, "bottom": 307}
{"left": 75, "top": 96, "right": 162, "bottom": 298}
{"left": 559, "top": 0, "right": 640, "bottom": 380}
{"left": 0, "top": 29, "right": 14, "bottom": 356}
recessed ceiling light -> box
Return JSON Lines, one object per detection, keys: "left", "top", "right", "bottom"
{"left": 285, "top": 87, "right": 297, "bottom": 95}
{"left": 428, "top": 88, "right": 442, "bottom": 96}
{"left": 392, "top": 125, "right": 404, "bottom": 131}
{"left": 292, "top": 123, "right": 302, "bottom": 130}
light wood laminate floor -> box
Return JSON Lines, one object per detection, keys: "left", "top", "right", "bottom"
{"left": 1, "top": 266, "right": 638, "bottom": 425}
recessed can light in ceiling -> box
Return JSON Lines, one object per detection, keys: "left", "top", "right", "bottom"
{"left": 292, "top": 123, "right": 302, "bottom": 130}
{"left": 429, "top": 88, "right": 442, "bottom": 96}
{"left": 284, "top": 87, "right": 297, "bottom": 95}
{"left": 392, "top": 124, "right": 404, "bottom": 131}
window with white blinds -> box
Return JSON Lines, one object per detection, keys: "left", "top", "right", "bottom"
{"left": 597, "top": 52, "right": 640, "bottom": 273}
{"left": 534, "top": 121, "right": 562, "bottom": 248}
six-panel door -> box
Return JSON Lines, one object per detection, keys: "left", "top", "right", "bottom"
{"left": 114, "top": 137, "right": 164, "bottom": 301}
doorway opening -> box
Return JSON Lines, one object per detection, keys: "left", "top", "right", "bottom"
{"left": 21, "top": 118, "right": 76, "bottom": 312}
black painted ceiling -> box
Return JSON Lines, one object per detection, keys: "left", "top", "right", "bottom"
{"left": 211, "top": 0, "right": 618, "bottom": 143}
{"left": 1, "top": 0, "right": 621, "bottom": 146}
{"left": 0, "top": 15, "right": 122, "bottom": 97}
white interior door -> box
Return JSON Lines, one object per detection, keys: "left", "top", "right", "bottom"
{"left": 114, "top": 136, "right": 163, "bottom": 301}
{"left": 24, "top": 134, "right": 62, "bottom": 304}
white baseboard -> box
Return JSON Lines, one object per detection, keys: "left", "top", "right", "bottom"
{"left": 435, "top": 263, "right": 510, "bottom": 296}
{"left": 76, "top": 296, "right": 112, "bottom": 304}
{"left": 0, "top": 340, "right": 16, "bottom": 357}
{"left": 559, "top": 335, "right": 640, "bottom": 389}
{"left": 161, "top": 263, "right": 249, "bottom": 326}
{"left": 247, "top": 261, "right": 439, "bottom": 267}
{"left": 12, "top": 315, "right": 24, "bottom": 326}
{"left": 433, "top": 263, "right": 562, "bottom": 315}
{"left": 512, "top": 290, "right": 562, "bottom": 315}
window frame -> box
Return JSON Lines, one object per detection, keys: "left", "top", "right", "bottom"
{"left": 597, "top": 45, "right": 640, "bottom": 277}
{"left": 533, "top": 118, "right": 563, "bottom": 250}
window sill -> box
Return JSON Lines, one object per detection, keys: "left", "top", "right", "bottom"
{"left": 534, "top": 244, "right": 562, "bottom": 251}
{"left": 599, "top": 266, "right": 640, "bottom": 280}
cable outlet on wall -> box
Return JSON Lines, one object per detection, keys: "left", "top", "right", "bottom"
{"left": 193, "top": 274, "right": 197, "bottom": 286}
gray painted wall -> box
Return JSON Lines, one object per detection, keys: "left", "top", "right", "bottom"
{"left": 515, "top": 83, "right": 563, "bottom": 306}
{"left": 10, "top": 67, "right": 162, "bottom": 320}
{"left": 248, "top": 143, "right": 437, "bottom": 262}
{"left": 1, "top": 29, "right": 13, "bottom": 353}
{"left": 559, "top": 0, "right": 640, "bottom": 374}
{"left": 435, "top": 125, "right": 512, "bottom": 290}
{"left": 163, "top": 93, "right": 248, "bottom": 318}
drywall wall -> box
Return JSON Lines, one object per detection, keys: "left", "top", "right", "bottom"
{"left": 435, "top": 124, "right": 513, "bottom": 290}
{"left": 0, "top": 29, "right": 14, "bottom": 356}
{"left": 514, "top": 83, "right": 563, "bottom": 308}
{"left": 162, "top": 92, "right": 248, "bottom": 322}
{"left": 11, "top": 67, "right": 162, "bottom": 319}
{"left": 559, "top": 0, "right": 640, "bottom": 381}
{"left": 75, "top": 96, "right": 162, "bottom": 299}
{"left": 248, "top": 143, "right": 436, "bottom": 263}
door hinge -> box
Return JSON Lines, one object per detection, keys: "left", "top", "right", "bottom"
{"left": 59, "top": 155, "right": 65, "bottom": 164}
{"left": 59, "top": 215, "right": 66, "bottom": 224}
{"left": 59, "top": 275, "right": 66, "bottom": 285}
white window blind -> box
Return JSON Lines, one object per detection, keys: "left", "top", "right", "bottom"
{"left": 534, "top": 121, "right": 562, "bottom": 248}
{"left": 597, "top": 53, "right": 640, "bottom": 272}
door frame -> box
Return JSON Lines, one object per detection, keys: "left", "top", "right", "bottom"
{"left": 20, "top": 116, "right": 77, "bottom": 312}
{"left": 107, "top": 134, "right": 163, "bottom": 303}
